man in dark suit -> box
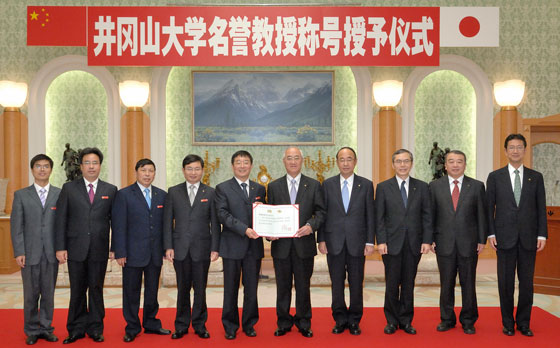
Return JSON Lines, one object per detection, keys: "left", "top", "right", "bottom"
{"left": 486, "top": 134, "right": 547, "bottom": 337}
{"left": 375, "top": 149, "right": 433, "bottom": 335}
{"left": 11, "top": 154, "right": 60, "bottom": 345}
{"left": 268, "top": 147, "right": 326, "bottom": 338}
{"left": 55, "top": 147, "right": 117, "bottom": 344}
{"left": 429, "top": 150, "right": 487, "bottom": 335}
{"left": 215, "top": 150, "right": 266, "bottom": 340}
{"left": 163, "top": 154, "right": 220, "bottom": 340}
{"left": 111, "top": 159, "right": 171, "bottom": 342}
{"left": 318, "top": 147, "right": 374, "bottom": 336}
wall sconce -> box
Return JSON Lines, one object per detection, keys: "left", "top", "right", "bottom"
{"left": 492, "top": 79, "right": 525, "bottom": 169}
{"left": 119, "top": 80, "right": 149, "bottom": 110}
{"left": 494, "top": 79, "right": 525, "bottom": 109}
{"left": 372, "top": 80, "right": 403, "bottom": 184}
{"left": 0, "top": 80, "right": 29, "bottom": 214}
{"left": 373, "top": 80, "right": 403, "bottom": 109}
{"left": 0, "top": 80, "right": 28, "bottom": 109}
{"left": 118, "top": 80, "right": 151, "bottom": 186}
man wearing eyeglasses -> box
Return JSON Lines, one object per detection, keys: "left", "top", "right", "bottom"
{"left": 486, "top": 134, "right": 547, "bottom": 337}
{"left": 318, "top": 147, "right": 375, "bottom": 336}
{"left": 55, "top": 147, "right": 117, "bottom": 344}
{"left": 163, "top": 154, "right": 220, "bottom": 340}
{"left": 375, "top": 149, "right": 433, "bottom": 335}
{"left": 11, "top": 154, "right": 60, "bottom": 345}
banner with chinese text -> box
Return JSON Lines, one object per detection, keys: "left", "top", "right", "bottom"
{"left": 86, "top": 6, "right": 439, "bottom": 66}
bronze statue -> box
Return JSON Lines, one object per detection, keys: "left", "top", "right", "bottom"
{"left": 61, "top": 143, "right": 81, "bottom": 182}
{"left": 428, "top": 142, "right": 445, "bottom": 181}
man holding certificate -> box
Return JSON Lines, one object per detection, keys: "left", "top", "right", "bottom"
{"left": 318, "top": 147, "right": 375, "bottom": 336}
{"left": 215, "top": 151, "right": 266, "bottom": 340}
{"left": 267, "top": 147, "right": 326, "bottom": 338}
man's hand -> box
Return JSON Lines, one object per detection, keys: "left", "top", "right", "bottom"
{"left": 15, "top": 255, "right": 25, "bottom": 268}
{"left": 318, "top": 241, "right": 328, "bottom": 254}
{"left": 165, "top": 249, "right": 174, "bottom": 261}
{"left": 537, "top": 239, "right": 546, "bottom": 252}
{"left": 245, "top": 228, "right": 259, "bottom": 239}
{"left": 109, "top": 252, "right": 115, "bottom": 260}
{"left": 116, "top": 257, "right": 126, "bottom": 267}
{"left": 295, "top": 224, "right": 312, "bottom": 238}
{"left": 488, "top": 237, "right": 497, "bottom": 250}
{"left": 477, "top": 243, "right": 485, "bottom": 254}
{"left": 266, "top": 237, "right": 279, "bottom": 241}
{"left": 364, "top": 245, "right": 374, "bottom": 256}
{"left": 421, "top": 243, "right": 431, "bottom": 254}
{"left": 377, "top": 243, "right": 387, "bottom": 255}
{"left": 56, "top": 250, "right": 68, "bottom": 264}
{"left": 430, "top": 243, "right": 436, "bottom": 253}
{"left": 211, "top": 251, "right": 219, "bottom": 262}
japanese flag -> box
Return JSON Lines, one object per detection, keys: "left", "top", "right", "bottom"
{"left": 440, "top": 7, "right": 499, "bottom": 47}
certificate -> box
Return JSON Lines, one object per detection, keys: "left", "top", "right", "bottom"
{"left": 252, "top": 203, "right": 299, "bottom": 238}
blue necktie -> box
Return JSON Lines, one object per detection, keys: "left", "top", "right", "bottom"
{"left": 290, "top": 179, "right": 297, "bottom": 204}
{"left": 39, "top": 188, "right": 47, "bottom": 208}
{"left": 144, "top": 188, "right": 151, "bottom": 208}
{"left": 342, "top": 180, "right": 349, "bottom": 213}
{"left": 400, "top": 180, "right": 407, "bottom": 208}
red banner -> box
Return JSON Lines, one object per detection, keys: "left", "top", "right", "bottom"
{"left": 87, "top": 6, "right": 439, "bottom": 66}
{"left": 27, "top": 6, "right": 86, "bottom": 46}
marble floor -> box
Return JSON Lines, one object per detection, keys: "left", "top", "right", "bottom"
{"left": 1, "top": 260, "right": 559, "bottom": 318}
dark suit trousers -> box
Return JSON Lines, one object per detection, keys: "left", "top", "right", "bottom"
{"left": 21, "top": 252, "right": 58, "bottom": 336}
{"left": 173, "top": 254, "right": 210, "bottom": 332}
{"left": 122, "top": 260, "right": 163, "bottom": 335}
{"left": 382, "top": 236, "right": 421, "bottom": 327}
{"left": 436, "top": 248, "right": 478, "bottom": 327}
{"left": 273, "top": 244, "right": 315, "bottom": 330}
{"left": 221, "top": 254, "right": 261, "bottom": 334}
{"left": 497, "top": 243, "right": 536, "bottom": 329}
{"left": 327, "top": 243, "right": 365, "bottom": 326}
{"left": 66, "top": 256, "right": 108, "bottom": 335}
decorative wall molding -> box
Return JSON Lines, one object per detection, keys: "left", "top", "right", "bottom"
{"left": 403, "top": 54, "right": 493, "bottom": 180}
{"left": 28, "top": 55, "right": 120, "bottom": 185}
{"left": 351, "top": 66, "right": 373, "bottom": 180}
{"left": 150, "top": 67, "right": 172, "bottom": 190}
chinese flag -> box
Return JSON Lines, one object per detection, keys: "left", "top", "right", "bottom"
{"left": 27, "top": 6, "right": 87, "bottom": 46}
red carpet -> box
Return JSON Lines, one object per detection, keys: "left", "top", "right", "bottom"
{"left": 1, "top": 307, "right": 558, "bottom": 347}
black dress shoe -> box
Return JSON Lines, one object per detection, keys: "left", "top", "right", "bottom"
{"left": 244, "top": 328, "right": 257, "bottom": 337}
{"left": 299, "top": 328, "right": 313, "bottom": 338}
{"left": 26, "top": 335, "right": 38, "bottom": 345}
{"left": 332, "top": 324, "right": 346, "bottom": 334}
{"left": 123, "top": 333, "right": 136, "bottom": 342}
{"left": 274, "top": 327, "right": 291, "bottom": 336}
{"left": 349, "top": 323, "right": 361, "bottom": 335}
{"left": 39, "top": 332, "right": 59, "bottom": 342}
{"left": 401, "top": 324, "right": 417, "bottom": 335}
{"left": 63, "top": 334, "right": 85, "bottom": 344}
{"left": 225, "top": 332, "right": 236, "bottom": 340}
{"left": 145, "top": 328, "right": 171, "bottom": 335}
{"left": 502, "top": 327, "right": 515, "bottom": 336}
{"left": 90, "top": 333, "right": 104, "bottom": 342}
{"left": 436, "top": 322, "right": 455, "bottom": 332}
{"left": 463, "top": 326, "right": 476, "bottom": 335}
{"left": 517, "top": 326, "right": 534, "bottom": 337}
{"left": 384, "top": 324, "right": 397, "bottom": 334}
{"left": 195, "top": 329, "right": 210, "bottom": 339}
{"left": 171, "top": 329, "right": 188, "bottom": 339}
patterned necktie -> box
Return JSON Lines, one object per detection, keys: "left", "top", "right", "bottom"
{"left": 400, "top": 180, "right": 407, "bottom": 208}
{"left": 452, "top": 180, "right": 460, "bottom": 211}
{"left": 514, "top": 169, "right": 521, "bottom": 206}
{"left": 39, "top": 188, "right": 46, "bottom": 208}
{"left": 88, "top": 183, "right": 94, "bottom": 204}
{"left": 342, "top": 180, "right": 349, "bottom": 213}
{"left": 290, "top": 179, "right": 297, "bottom": 204}
{"left": 144, "top": 188, "right": 151, "bottom": 209}
{"left": 189, "top": 184, "right": 196, "bottom": 205}
{"left": 241, "top": 182, "right": 249, "bottom": 199}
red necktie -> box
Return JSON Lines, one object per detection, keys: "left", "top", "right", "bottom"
{"left": 452, "top": 180, "right": 459, "bottom": 211}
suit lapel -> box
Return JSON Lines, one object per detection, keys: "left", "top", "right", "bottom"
{"left": 441, "top": 176, "right": 455, "bottom": 214}
{"left": 388, "top": 177, "right": 406, "bottom": 210}
{"left": 25, "top": 185, "right": 43, "bottom": 210}
{"left": 132, "top": 184, "right": 150, "bottom": 211}
{"left": 346, "top": 175, "right": 362, "bottom": 213}
{"left": 192, "top": 183, "right": 208, "bottom": 208}
{"left": 407, "top": 178, "right": 417, "bottom": 211}
{"left": 279, "top": 175, "right": 292, "bottom": 204}
{"left": 230, "top": 177, "right": 249, "bottom": 203}
{"left": 295, "top": 175, "right": 309, "bottom": 204}
{"left": 78, "top": 178, "right": 91, "bottom": 204}
{"left": 332, "top": 175, "right": 345, "bottom": 213}
{"left": 44, "top": 186, "right": 57, "bottom": 209}
{"left": 519, "top": 168, "right": 532, "bottom": 208}
{"left": 456, "top": 176, "right": 472, "bottom": 213}
{"left": 499, "top": 167, "right": 517, "bottom": 206}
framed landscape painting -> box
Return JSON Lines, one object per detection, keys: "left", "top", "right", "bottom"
{"left": 192, "top": 71, "right": 334, "bottom": 145}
